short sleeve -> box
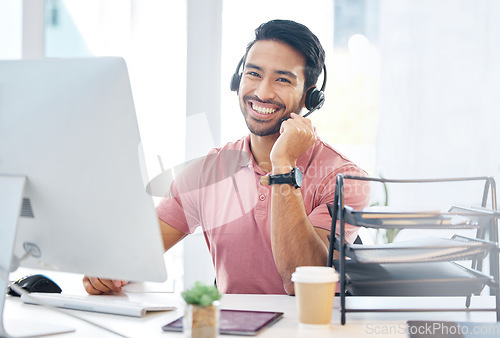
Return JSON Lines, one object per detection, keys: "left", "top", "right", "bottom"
{"left": 307, "top": 164, "right": 371, "bottom": 244}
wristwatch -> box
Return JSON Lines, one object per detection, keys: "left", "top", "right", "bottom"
{"left": 260, "top": 167, "right": 303, "bottom": 189}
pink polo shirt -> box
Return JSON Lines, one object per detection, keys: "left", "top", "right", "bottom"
{"left": 157, "top": 135, "right": 370, "bottom": 294}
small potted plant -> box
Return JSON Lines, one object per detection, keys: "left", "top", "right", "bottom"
{"left": 182, "top": 281, "right": 222, "bottom": 338}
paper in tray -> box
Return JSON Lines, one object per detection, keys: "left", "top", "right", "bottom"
{"left": 344, "top": 206, "right": 479, "bottom": 229}
{"left": 346, "top": 236, "right": 493, "bottom": 264}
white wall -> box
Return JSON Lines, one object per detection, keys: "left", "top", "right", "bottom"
{"left": 22, "top": 0, "right": 45, "bottom": 58}
{"left": 376, "top": 0, "right": 500, "bottom": 209}
{"left": 182, "top": 0, "right": 222, "bottom": 289}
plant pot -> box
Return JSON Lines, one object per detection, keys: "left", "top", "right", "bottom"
{"left": 183, "top": 301, "right": 220, "bottom": 338}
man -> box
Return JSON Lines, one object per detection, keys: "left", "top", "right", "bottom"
{"left": 83, "top": 19, "right": 370, "bottom": 295}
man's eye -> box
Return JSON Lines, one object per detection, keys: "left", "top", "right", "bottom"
{"left": 277, "top": 78, "right": 291, "bottom": 84}
{"left": 246, "top": 71, "right": 260, "bottom": 77}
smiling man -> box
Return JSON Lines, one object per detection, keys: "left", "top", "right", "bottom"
{"left": 83, "top": 19, "right": 370, "bottom": 296}
{"left": 240, "top": 39, "right": 305, "bottom": 137}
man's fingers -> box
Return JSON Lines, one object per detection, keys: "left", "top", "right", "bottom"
{"left": 83, "top": 276, "right": 104, "bottom": 295}
{"left": 82, "top": 276, "right": 123, "bottom": 295}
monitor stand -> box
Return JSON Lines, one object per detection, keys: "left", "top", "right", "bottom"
{"left": 0, "top": 175, "right": 74, "bottom": 337}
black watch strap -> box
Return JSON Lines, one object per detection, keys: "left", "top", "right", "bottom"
{"left": 260, "top": 167, "right": 302, "bottom": 189}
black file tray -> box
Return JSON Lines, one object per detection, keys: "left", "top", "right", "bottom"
{"left": 343, "top": 235, "right": 495, "bottom": 264}
{"left": 334, "top": 261, "right": 492, "bottom": 297}
{"left": 327, "top": 175, "right": 500, "bottom": 325}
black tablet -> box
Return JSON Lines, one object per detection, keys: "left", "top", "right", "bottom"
{"left": 162, "top": 309, "right": 284, "bottom": 336}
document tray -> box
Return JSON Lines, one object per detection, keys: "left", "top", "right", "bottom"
{"left": 336, "top": 261, "right": 492, "bottom": 296}
{"left": 328, "top": 175, "right": 500, "bottom": 325}
{"left": 344, "top": 206, "right": 480, "bottom": 229}
{"left": 343, "top": 235, "right": 495, "bottom": 264}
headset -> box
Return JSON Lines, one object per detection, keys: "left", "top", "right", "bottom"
{"left": 230, "top": 56, "right": 327, "bottom": 118}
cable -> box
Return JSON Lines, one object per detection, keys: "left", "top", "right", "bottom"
{"left": 2, "top": 276, "right": 129, "bottom": 338}
{"left": 9, "top": 249, "right": 34, "bottom": 273}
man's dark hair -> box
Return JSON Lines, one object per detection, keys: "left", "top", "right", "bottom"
{"left": 245, "top": 19, "right": 325, "bottom": 92}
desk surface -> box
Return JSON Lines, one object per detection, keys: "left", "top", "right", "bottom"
{"left": 4, "top": 270, "right": 499, "bottom": 338}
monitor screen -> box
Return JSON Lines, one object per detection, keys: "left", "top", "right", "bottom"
{"left": 0, "top": 57, "right": 167, "bottom": 283}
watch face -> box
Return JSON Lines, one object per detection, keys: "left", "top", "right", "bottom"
{"left": 293, "top": 168, "right": 303, "bottom": 188}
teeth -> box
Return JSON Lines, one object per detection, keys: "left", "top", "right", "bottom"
{"left": 252, "top": 104, "right": 277, "bottom": 115}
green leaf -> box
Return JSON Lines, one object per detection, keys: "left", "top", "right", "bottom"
{"left": 181, "top": 281, "right": 222, "bottom": 306}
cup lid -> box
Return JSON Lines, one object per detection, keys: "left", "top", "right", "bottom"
{"left": 291, "top": 266, "right": 339, "bottom": 284}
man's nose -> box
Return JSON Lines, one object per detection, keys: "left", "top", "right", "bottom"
{"left": 254, "top": 79, "right": 276, "bottom": 101}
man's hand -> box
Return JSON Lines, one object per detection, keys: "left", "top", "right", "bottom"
{"left": 270, "top": 113, "right": 316, "bottom": 172}
{"left": 82, "top": 276, "right": 128, "bottom": 295}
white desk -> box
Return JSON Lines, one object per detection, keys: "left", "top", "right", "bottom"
{"left": 4, "top": 270, "right": 499, "bottom": 337}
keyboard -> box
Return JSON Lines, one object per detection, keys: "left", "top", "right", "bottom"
{"left": 21, "top": 293, "right": 176, "bottom": 317}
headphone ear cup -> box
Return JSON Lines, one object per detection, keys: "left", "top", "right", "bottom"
{"left": 305, "top": 88, "right": 325, "bottom": 110}
{"left": 230, "top": 73, "right": 241, "bottom": 92}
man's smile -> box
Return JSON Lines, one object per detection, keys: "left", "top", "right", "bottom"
{"left": 246, "top": 99, "right": 284, "bottom": 120}
{"left": 251, "top": 102, "right": 277, "bottom": 115}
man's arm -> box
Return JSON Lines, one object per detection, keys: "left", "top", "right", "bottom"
{"left": 270, "top": 185, "right": 330, "bottom": 295}
{"left": 82, "top": 219, "right": 186, "bottom": 295}
{"left": 159, "top": 218, "right": 188, "bottom": 250}
{"left": 268, "top": 113, "right": 329, "bottom": 295}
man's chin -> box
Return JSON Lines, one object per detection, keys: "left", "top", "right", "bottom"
{"left": 241, "top": 107, "right": 289, "bottom": 136}
{"left": 246, "top": 122, "right": 282, "bottom": 137}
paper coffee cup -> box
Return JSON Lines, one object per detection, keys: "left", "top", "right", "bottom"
{"left": 291, "top": 266, "right": 338, "bottom": 328}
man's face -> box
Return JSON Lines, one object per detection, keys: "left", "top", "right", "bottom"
{"left": 238, "top": 40, "right": 307, "bottom": 137}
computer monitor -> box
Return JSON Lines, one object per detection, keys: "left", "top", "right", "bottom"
{"left": 0, "top": 57, "right": 167, "bottom": 335}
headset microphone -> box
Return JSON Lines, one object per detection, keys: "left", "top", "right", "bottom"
{"left": 230, "top": 56, "right": 327, "bottom": 117}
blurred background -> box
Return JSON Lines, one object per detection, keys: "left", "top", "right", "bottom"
{"left": 2, "top": 0, "right": 499, "bottom": 292}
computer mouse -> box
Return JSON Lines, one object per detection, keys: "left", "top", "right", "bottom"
{"left": 8, "top": 274, "right": 62, "bottom": 297}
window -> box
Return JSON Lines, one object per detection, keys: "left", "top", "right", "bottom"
{"left": 43, "top": 0, "right": 187, "bottom": 291}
